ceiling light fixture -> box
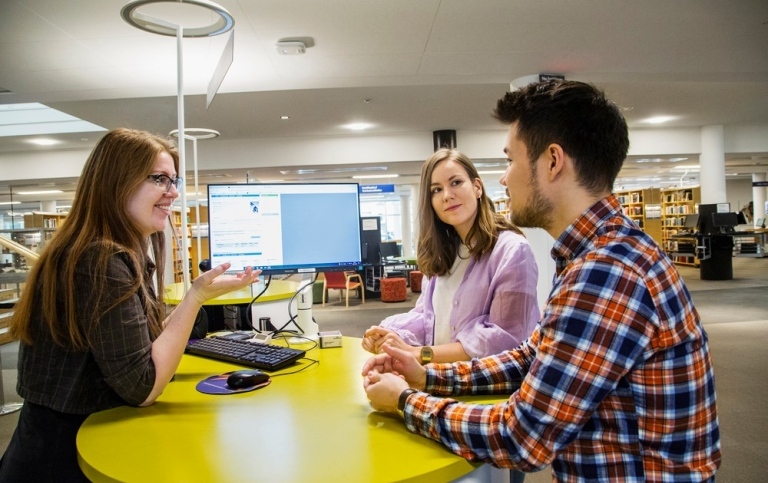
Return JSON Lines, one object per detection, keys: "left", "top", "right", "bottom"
{"left": 121, "top": 0, "right": 235, "bottom": 37}
{"left": 15, "top": 190, "right": 64, "bottom": 195}
{"left": 27, "top": 138, "right": 60, "bottom": 146}
{"left": 276, "top": 41, "right": 306, "bottom": 55}
{"left": 644, "top": 116, "right": 675, "bottom": 124}
{"left": 344, "top": 123, "right": 373, "bottom": 131}
{"left": 352, "top": 174, "right": 399, "bottom": 179}
{"left": 280, "top": 166, "right": 387, "bottom": 175}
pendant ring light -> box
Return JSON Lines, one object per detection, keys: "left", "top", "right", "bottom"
{"left": 121, "top": 0, "right": 234, "bottom": 38}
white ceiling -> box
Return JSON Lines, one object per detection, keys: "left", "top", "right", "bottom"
{"left": 1, "top": 0, "right": 768, "bottom": 209}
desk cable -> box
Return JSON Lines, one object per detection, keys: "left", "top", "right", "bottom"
{"left": 244, "top": 275, "right": 271, "bottom": 330}
{"left": 267, "top": 331, "right": 319, "bottom": 376}
{"left": 273, "top": 275, "right": 318, "bottom": 335}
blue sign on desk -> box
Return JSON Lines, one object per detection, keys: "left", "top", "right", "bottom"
{"left": 360, "top": 184, "right": 395, "bottom": 194}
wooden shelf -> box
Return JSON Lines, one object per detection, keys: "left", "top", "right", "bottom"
{"left": 615, "top": 188, "right": 662, "bottom": 245}
{"left": 169, "top": 207, "right": 192, "bottom": 283}
{"left": 660, "top": 186, "right": 701, "bottom": 265}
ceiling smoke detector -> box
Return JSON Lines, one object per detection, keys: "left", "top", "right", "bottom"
{"left": 276, "top": 41, "right": 306, "bottom": 55}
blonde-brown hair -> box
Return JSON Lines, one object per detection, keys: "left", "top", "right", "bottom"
{"left": 11, "top": 128, "right": 178, "bottom": 349}
{"left": 416, "top": 148, "right": 522, "bottom": 277}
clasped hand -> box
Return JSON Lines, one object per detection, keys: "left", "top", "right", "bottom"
{"left": 362, "top": 344, "right": 427, "bottom": 413}
{"left": 362, "top": 326, "right": 420, "bottom": 358}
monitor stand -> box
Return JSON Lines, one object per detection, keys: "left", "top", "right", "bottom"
{"left": 290, "top": 275, "right": 319, "bottom": 343}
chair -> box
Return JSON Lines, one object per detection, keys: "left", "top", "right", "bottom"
{"left": 323, "top": 271, "right": 365, "bottom": 307}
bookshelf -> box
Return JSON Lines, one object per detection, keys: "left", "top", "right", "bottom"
{"left": 493, "top": 198, "right": 509, "bottom": 216}
{"left": 660, "top": 186, "right": 701, "bottom": 266}
{"left": 189, "top": 205, "right": 209, "bottom": 279}
{"left": 23, "top": 211, "right": 67, "bottom": 229}
{"left": 615, "top": 188, "right": 662, "bottom": 244}
{"left": 169, "top": 207, "right": 192, "bottom": 283}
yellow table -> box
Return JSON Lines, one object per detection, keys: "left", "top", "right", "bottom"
{"left": 164, "top": 280, "right": 299, "bottom": 305}
{"left": 77, "top": 337, "right": 483, "bottom": 482}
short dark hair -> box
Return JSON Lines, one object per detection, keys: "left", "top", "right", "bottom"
{"left": 493, "top": 80, "right": 629, "bottom": 194}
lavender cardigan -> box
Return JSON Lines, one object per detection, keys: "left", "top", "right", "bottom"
{"left": 380, "top": 230, "right": 540, "bottom": 358}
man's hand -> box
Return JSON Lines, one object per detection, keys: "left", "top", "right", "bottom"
{"left": 361, "top": 344, "right": 427, "bottom": 390}
{"left": 363, "top": 371, "right": 410, "bottom": 413}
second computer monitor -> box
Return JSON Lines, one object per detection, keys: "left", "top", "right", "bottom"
{"left": 379, "top": 241, "right": 400, "bottom": 260}
{"left": 683, "top": 213, "right": 699, "bottom": 231}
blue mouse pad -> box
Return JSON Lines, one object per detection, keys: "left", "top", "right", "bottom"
{"left": 196, "top": 372, "right": 271, "bottom": 395}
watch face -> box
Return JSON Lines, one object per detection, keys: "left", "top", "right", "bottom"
{"left": 421, "top": 346, "right": 433, "bottom": 363}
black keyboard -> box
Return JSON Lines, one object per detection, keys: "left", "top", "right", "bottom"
{"left": 185, "top": 337, "right": 306, "bottom": 371}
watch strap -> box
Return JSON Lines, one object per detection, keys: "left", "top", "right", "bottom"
{"left": 397, "top": 388, "right": 418, "bottom": 418}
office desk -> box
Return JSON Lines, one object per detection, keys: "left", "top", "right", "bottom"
{"left": 77, "top": 337, "right": 483, "bottom": 482}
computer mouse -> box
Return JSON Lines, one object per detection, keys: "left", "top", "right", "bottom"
{"left": 226, "top": 369, "right": 270, "bottom": 389}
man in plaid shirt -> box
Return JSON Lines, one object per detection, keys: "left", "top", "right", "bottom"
{"left": 363, "top": 80, "right": 721, "bottom": 482}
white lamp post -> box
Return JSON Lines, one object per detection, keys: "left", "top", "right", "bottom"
{"left": 121, "top": 0, "right": 234, "bottom": 291}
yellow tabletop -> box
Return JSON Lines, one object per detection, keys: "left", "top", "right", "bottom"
{"left": 164, "top": 279, "right": 299, "bottom": 305}
{"left": 77, "top": 337, "right": 483, "bottom": 483}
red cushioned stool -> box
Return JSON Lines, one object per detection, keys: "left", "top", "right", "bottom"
{"left": 409, "top": 271, "right": 423, "bottom": 293}
{"left": 380, "top": 277, "right": 407, "bottom": 302}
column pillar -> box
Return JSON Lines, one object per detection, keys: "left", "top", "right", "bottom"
{"left": 41, "top": 200, "right": 56, "bottom": 212}
{"left": 699, "top": 125, "right": 726, "bottom": 204}
{"left": 753, "top": 173, "right": 767, "bottom": 226}
{"left": 408, "top": 183, "right": 420, "bottom": 258}
{"left": 399, "top": 186, "right": 413, "bottom": 258}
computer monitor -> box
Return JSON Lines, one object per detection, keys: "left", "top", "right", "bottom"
{"left": 683, "top": 213, "right": 699, "bottom": 231}
{"left": 697, "top": 203, "right": 721, "bottom": 235}
{"left": 736, "top": 211, "right": 748, "bottom": 225}
{"left": 379, "top": 241, "right": 400, "bottom": 260}
{"left": 711, "top": 212, "right": 739, "bottom": 231}
{"left": 207, "top": 183, "right": 363, "bottom": 275}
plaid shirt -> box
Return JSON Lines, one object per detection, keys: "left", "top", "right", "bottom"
{"left": 404, "top": 195, "right": 721, "bottom": 482}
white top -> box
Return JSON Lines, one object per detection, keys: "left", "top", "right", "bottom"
{"left": 432, "top": 244, "right": 471, "bottom": 345}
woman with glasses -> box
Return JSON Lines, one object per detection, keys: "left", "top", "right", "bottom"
{"left": 0, "top": 128, "right": 259, "bottom": 482}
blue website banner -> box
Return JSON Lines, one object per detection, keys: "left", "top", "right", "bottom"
{"left": 359, "top": 184, "right": 395, "bottom": 194}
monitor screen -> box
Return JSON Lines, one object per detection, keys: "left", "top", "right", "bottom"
{"left": 711, "top": 212, "right": 739, "bottom": 228}
{"left": 207, "top": 183, "right": 363, "bottom": 275}
{"left": 683, "top": 213, "right": 699, "bottom": 229}
{"left": 380, "top": 241, "right": 400, "bottom": 260}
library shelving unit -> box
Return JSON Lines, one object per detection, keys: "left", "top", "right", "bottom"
{"left": 23, "top": 211, "right": 67, "bottom": 245}
{"left": 189, "top": 205, "right": 209, "bottom": 279}
{"left": 169, "top": 207, "right": 192, "bottom": 283}
{"left": 660, "top": 186, "right": 701, "bottom": 266}
{"left": 493, "top": 198, "right": 509, "bottom": 216}
{"left": 615, "top": 188, "right": 662, "bottom": 245}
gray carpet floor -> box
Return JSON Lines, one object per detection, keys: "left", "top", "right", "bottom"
{"left": 1, "top": 256, "right": 766, "bottom": 481}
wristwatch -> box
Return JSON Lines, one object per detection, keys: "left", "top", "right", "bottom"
{"left": 419, "top": 346, "right": 434, "bottom": 365}
{"left": 397, "top": 388, "right": 418, "bottom": 418}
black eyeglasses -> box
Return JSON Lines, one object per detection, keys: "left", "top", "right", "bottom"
{"left": 147, "top": 174, "right": 183, "bottom": 193}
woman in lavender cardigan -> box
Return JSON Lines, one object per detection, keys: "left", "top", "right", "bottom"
{"left": 362, "top": 148, "right": 540, "bottom": 363}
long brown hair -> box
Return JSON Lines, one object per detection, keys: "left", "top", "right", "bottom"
{"left": 416, "top": 148, "right": 521, "bottom": 277}
{"left": 11, "top": 128, "right": 178, "bottom": 349}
